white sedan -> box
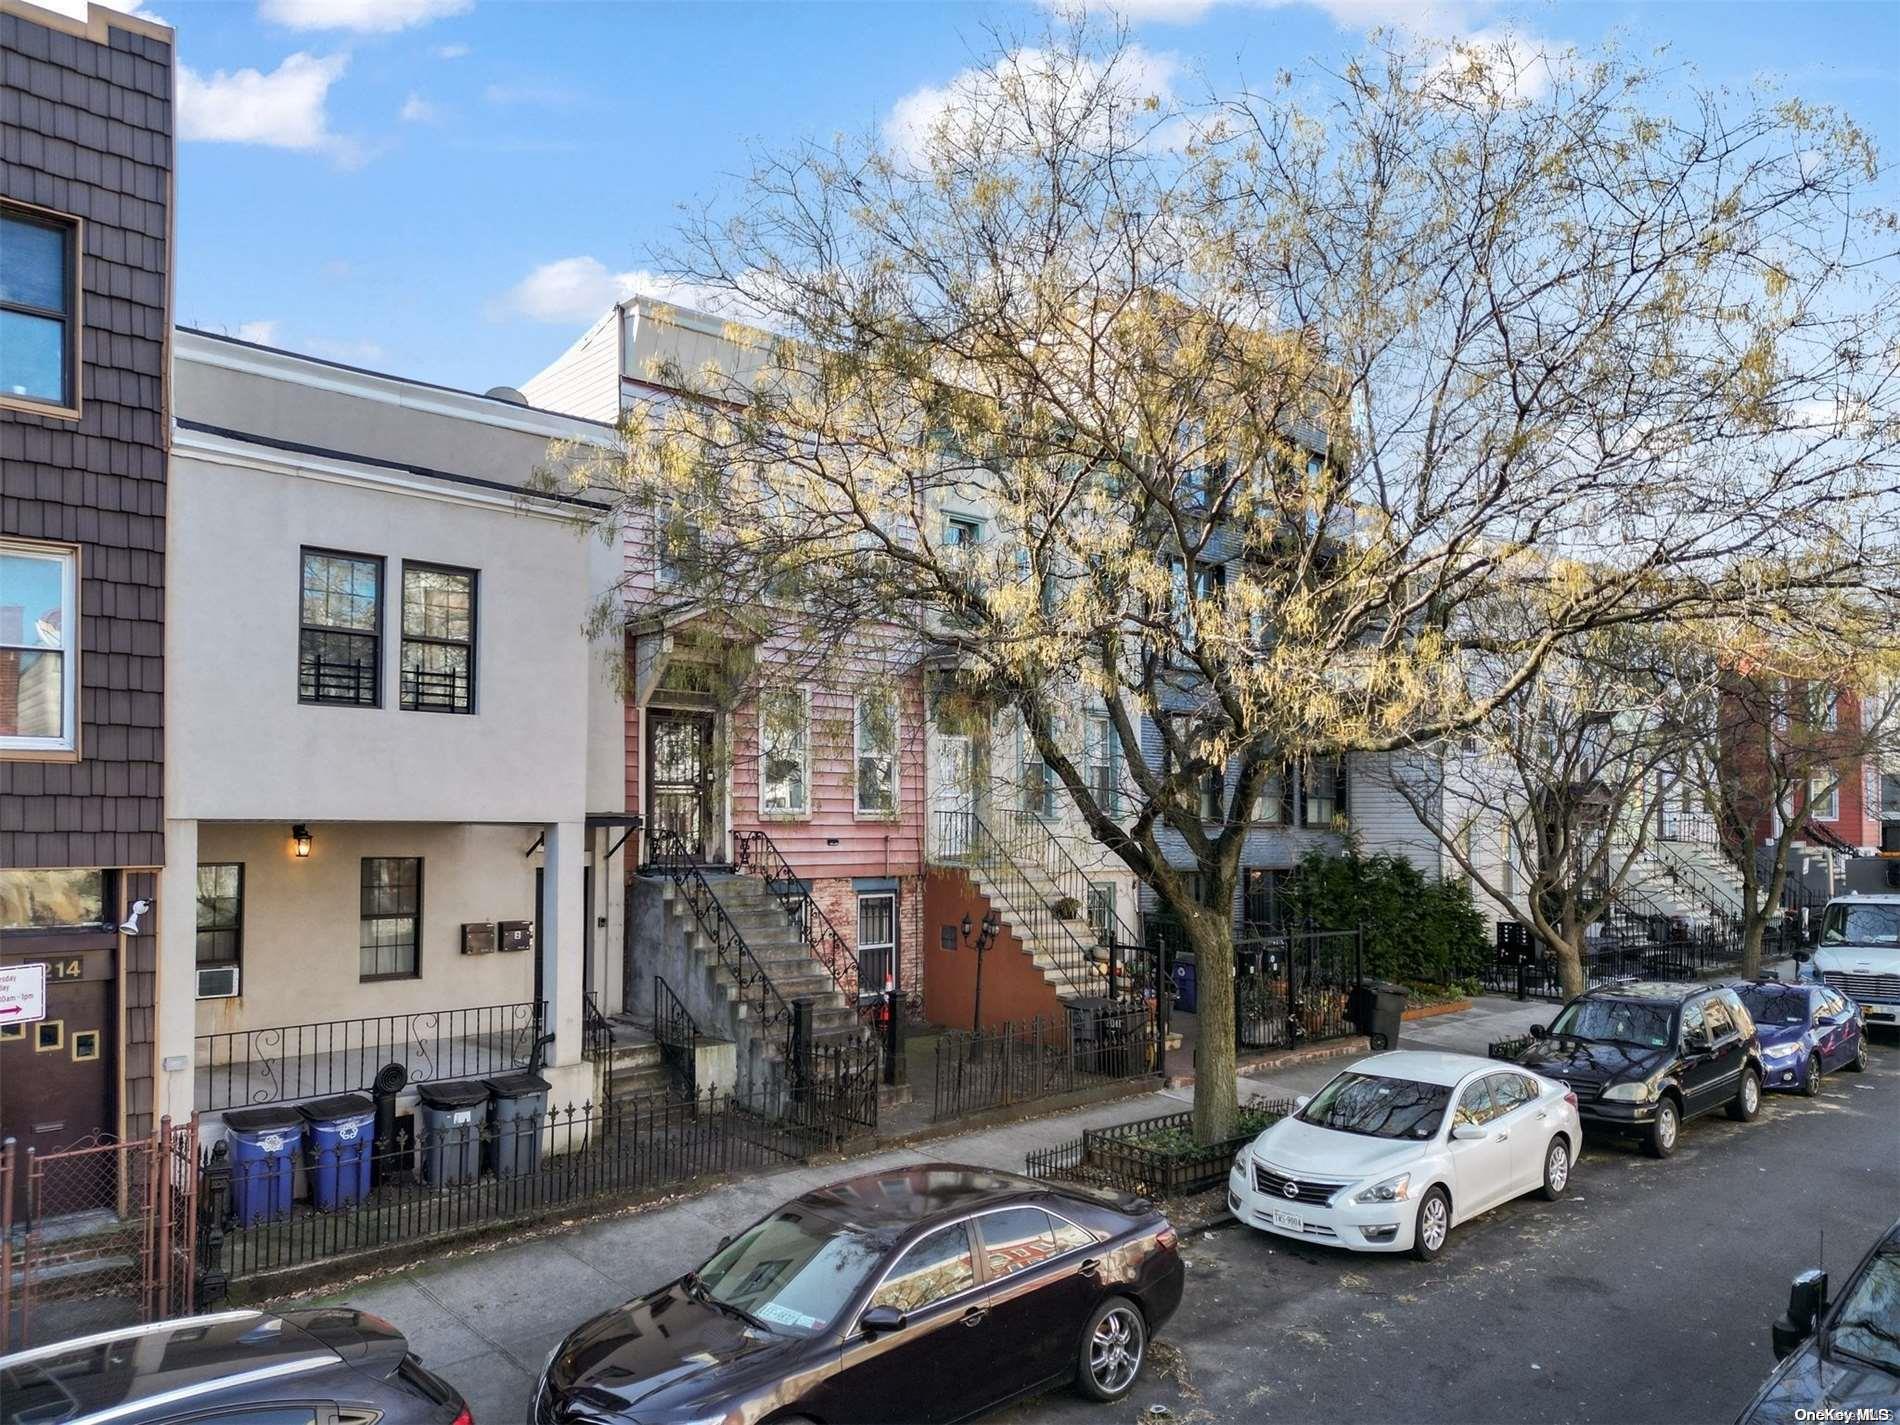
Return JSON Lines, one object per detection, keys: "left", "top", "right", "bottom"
{"left": 1228, "top": 1050, "right": 1582, "bottom": 1261}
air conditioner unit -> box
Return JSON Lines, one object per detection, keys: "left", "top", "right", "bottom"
{"left": 196, "top": 965, "right": 240, "bottom": 1000}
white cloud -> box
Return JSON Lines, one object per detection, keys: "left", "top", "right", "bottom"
{"left": 399, "top": 92, "right": 438, "bottom": 123}
{"left": 259, "top": 0, "right": 469, "bottom": 33}
{"left": 177, "top": 52, "right": 359, "bottom": 163}
{"left": 1422, "top": 29, "right": 1558, "bottom": 105}
{"left": 34, "top": 0, "right": 166, "bottom": 24}
{"left": 434, "top": 42, "right": 471, "bottom": 59}
{"left": 234, "top": 320, "right": 280, "bottom": 344}
{"left": 490, "top": 257, "right": 743, "bottom": 325}
{"left": 1041, "top": 0, "right": 1495, "bottom": 34}
{"left": 886, "top": 44, "right": 1183, "bottom": 170}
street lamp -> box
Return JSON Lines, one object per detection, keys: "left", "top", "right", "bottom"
{"left": 960, "top": 908, "right": 1003, "bottom": 1038}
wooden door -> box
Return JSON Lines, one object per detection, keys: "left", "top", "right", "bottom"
{"left": 1, "top": 937, "right": 117, "bottom": 1219}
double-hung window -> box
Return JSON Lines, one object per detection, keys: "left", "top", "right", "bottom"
{"left": 195, "top": 864, "right": 244, "bottom": 969}
{"left": 855, "top": 691, "right": 898, "bottom": 815}
{"left": 1243, "top": 868, "right": 1290, "bottom": 931}
{"left": 360, "top": 857, "right": 422, "bottom": 980}
{"left": 401, "top": 563, "right": 477, "bottom": 713}
{"left": 857, "top": 891, "right": 898, "bottom": 996}
{"left": 1084, "top": 713, "right": 1118, "bottom": 815}
{"left": 761, "top": 689, "right": 811, "bottom": 815}
{"left": 300, "top": 549, "right": 382, "bottom": 707}
{"left": 1253, "top": 764, "right": 1287, "bottom": 824}
{"left": 1, "top": 204, "right": 80, "bottom": 413}
{"left": 1199, "top": 767, "right": 1225, "bottom": 823}
{"left": 0, "top": 540, "right": 78, "bottom": 754}
{"left": 1809, "top": 773, "right": 1839, "bottom": 823}
{"left": 1300, "top": 757, "right": 1348, "bottom": 828}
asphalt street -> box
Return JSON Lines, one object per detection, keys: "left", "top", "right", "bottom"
{"left": 994, "top": 1032, "right": 1900, "bottom": 1425}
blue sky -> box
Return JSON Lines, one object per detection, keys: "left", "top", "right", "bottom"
{"left": 58, "top": 0, "right": 1900, "bottom": 395}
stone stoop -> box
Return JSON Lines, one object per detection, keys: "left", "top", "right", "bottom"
{"left": 966, "top": 860, "right": 1112, "bottom": 1002}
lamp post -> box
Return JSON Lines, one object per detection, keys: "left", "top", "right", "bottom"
{"left": 960, "top": 909, "right": 1002, "bottom": 1040}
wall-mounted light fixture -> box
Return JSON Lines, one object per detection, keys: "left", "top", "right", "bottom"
{"left": 291, "top": 824, "right": 312, "bottom": 859}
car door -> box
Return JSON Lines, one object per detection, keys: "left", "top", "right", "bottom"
{"left": 969, "top": 1206, "right": 1101, "bottom": 1400}
{"left": 1487, "top": 1072, "right": 1549, "bottom": 1190}
{"left": 826, "top": 1220, "right": 999, "bottom": 1425}
{"left": 1676, "top": 997, "right": 1720, "bottom": 1114}
{"left": 1817, "top": 989, "right": 1857, "bottom": 1069}
{"left": 1701, "top": 995, "right": 1746, "bottom": 1107}
{"left": 1445, "top": 1076, "right": 1513, "bottom": 1218}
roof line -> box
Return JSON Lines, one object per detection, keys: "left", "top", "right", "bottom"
{"left": 176, "top": 419, "right": 611, "bottom": 512}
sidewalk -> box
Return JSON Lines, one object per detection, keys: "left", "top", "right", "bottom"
{"left": 295, "top": 997, "right": 1551, "bottom": 1421}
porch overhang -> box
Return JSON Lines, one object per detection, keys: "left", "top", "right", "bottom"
{"left": 629, "top": 604, "right": 767, "bottom": 706}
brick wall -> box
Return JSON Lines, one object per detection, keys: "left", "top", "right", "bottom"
{"left": 807, "top": 873, "right": 924, "bottom": 1010}
{"left": 0, "top": 2, "right": 171, "bottom": 871}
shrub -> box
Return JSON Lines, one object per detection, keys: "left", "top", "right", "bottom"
{"left": 1284, "top": 836, "right": 1489, "bottom": 986}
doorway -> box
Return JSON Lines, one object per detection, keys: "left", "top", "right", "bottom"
{"left": 647, "top": 710, "right": 718, "bottom": 862}
{"left": 1, "top": 934, "right": 118, "bottom": 1218}
{"left": 934, "top": 733, "right": 974, "bottom": 856}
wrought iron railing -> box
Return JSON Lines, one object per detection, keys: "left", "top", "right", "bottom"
{"left": 1657, "top": 808, "right": 1719, "bottom": 845}
{"left": 582, "top": 990, "right": 614, "bottom": 1063}
{"left": 195, "top": 1001, "right": 542, "bottom": 1111}
{"left": 931, "top": 1005, "right": 1155, "bottom": 1122}
{"left": 647, "top": 827, "right": 792, "bottom": 1035}
{"left": 653, "top": 974, "right": 700, "bottom": 1099}
{"left": 731, "top": 829, "right": 859, "bottom": 1003}
{"left": 298, "top": 653, "right": 376, "bottom": 707}
{"left": 400, "top": 664, "right": 471, "bottom": 714}
{"left": 931, "top": 809, "right": 1103, "bottom": 997}
{"left": 994, "top": 806, "right": 1139, "bottom": 949}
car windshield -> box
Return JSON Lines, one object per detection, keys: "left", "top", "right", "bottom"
{"left": 1297, "top": 1072, "right": 1452, "bottom": 1140}
{"left": 1821, "top": 903, "right": 1900, "bottom": 946}
{"left": 694, "top": 1210, "right": 889, "bottom": 1338}
{"left": 1737, "top": 985, "right": 1809, "bottom": 1027}
{"left": 1547, "top": 998, "right": 1674, "bottom": 1048}
{"left": 1830, "top": 1250, "right": 1900, "bottom": 1375}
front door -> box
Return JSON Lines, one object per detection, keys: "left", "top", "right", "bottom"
{"left": 1, "top": 935, "right": 118, "bottom": 1219}
{"left": 934, "top": 734, "right": 974, "bottom": 856}
{"left": 648, "top": 711, "right": 716, "bottom": 862}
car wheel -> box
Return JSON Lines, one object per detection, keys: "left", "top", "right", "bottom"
{"left": 1845, "top": 1040, "right": 1867, "bottom": 1073}
{"left": 1538, "top": 1136, "right": 1571, "bottom": 1201}
{"left": 1644, "top": 1096, "right": 1680, "bottom": 1159}
{"left": 1411, "top": 1186, "right": 1451, "bottom": 1262}
{"left": 1076, "top": 1298, "right": 1146, "bottom": 1402}
{"left": 1802, "top": 1053, "right": 1823, "bottom": 1097}
{"left": 1727, "top": 1067, "right": 1762, "bottom": 1121}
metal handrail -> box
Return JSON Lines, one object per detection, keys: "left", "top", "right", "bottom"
{"left": 730, "top": 829, "right": 860, "bottom": 1002}
{"left": 653, "top": 974, "right": 701, "bottom": 1098}
{"left": 581, "top": 990, "right": 613, "bottom": 1063}
{"left": 932, "top": 809, "right": 1102, "bottom": 997}
{"left": 647, "top": 827, "right": 792, "bottom": 1033}
{"left": 993, "top": 806, "right": 1139, "bottom": 947}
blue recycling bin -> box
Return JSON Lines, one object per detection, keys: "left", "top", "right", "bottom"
{"left": 1170, "top": 951, "right": 1198, "bottom": 1014}
{"left": 298, "top": 1092, "right": 376, "bottom": 1211}
{"left": 223, "top": 1105, "right": 304, "bottom": 1228}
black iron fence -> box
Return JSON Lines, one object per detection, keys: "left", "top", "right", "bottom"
{"left": 1234, "top": 927, "right": 1362, "bottom": 1051}
{"left": 195, "top": 1002, "right": 542, "bottom": 1111}
{"left": 1479, "top": 928, "right": 1756, "bottom": 1003}
{"left": 201, "top": 1089, "right": 816, "bottom": 1286}
{"left": 930, "top": 1005, "right": 1156, "bottom": 1122}
{"left": 653, "top": 974, "right": 700, "bottom": 1098}
{"left": 1025, "top": 1101, "right": 1296, "bottom": 1197}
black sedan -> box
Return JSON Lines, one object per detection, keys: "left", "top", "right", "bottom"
{"left": 535, "top": 1163, "right": 1184, "bottom": 1424}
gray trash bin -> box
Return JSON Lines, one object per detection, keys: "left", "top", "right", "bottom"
{"left": 483, "top": 1071, "right": 551, "bottom": 1178}
{"left": 414, "top": 1078, "right": 489, "bottom": 1185}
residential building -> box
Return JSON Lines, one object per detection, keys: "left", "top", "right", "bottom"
{"left": 0, "top": 0, "right": 174, "bottom": 1166}
{"left": 162, "top": 329, "right": 629, "bottom": 1125}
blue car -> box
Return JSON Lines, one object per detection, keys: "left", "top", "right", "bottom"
{"left": 1732, "top": 980, "right": 1867, "bottom": 1095}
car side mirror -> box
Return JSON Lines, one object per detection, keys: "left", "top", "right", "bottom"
{"left": 1451, "top": 1123, "right": 1486, "bottom": 1142}
{"left": 1529, "top": 1023, "right": 1548, "bottom": 1039}
{"left": 715, "top": 1234, "right": 732, "bottom": 1252}
{"left": 1772, "top": 1269, "right": 1828, "bottom": 1360}
{"left": 860, "top": 1304, "right": 907, "bottom": 1335}
{"left": 1293, "top": 1094, "right": 1310, "bottom": 1111}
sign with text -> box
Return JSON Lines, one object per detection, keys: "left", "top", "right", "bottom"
{"left": 0, "top": 962, "right": 49, "bottom": 1025}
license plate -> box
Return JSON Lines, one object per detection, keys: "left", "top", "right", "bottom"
{"left": 1271, "top": 1209, "right": 1304, "bottom": 1232}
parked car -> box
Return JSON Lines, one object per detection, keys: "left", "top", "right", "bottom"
{"left": 0, "top": 1307, "right": 470, "bottom": 1425}
{"left": 534, "top": 1163, "right": 1183, "bottom": 1424}
{"left": 1732, "top": 978, "right": 1867, "bottom": 1095}
{"left": 1228, "top": 1050, "right": 1582, "bottom": 1263}
{"left": 1510, "top": 981, "right": 1764, "bottom": 1157}
{"left": 1735, "top": 1216, "right": 1900, "bottom": 1423}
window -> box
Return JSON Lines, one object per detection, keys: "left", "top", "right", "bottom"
{"left": 360, "top": 857, "right": 422, "bottom": 980}
{"left": 979, "top": 1207, "right": 1061, "bottom": 1280}
{"left": 760, "top": 689, "right": 811, "bottom": 815}
{"left": 1049, "top": 1214, "right": 1095, "bottom": 1253}
{"left": 1084, "top": 713, "right": 1118, "bottom": 815}
{"left": 195, "top": 864, "right": 243, "bottom": 968}
{"left": 300, "top": 550, "right": 382, "bottom": 707}
{"left": 1253, "top": 764, "right": 1287, "bottom": 824}
{"left": 1808, "top": 774, "right": 1839, "bottom": 823}
{"left": 0, "top": 869, "right": 105, "bottom": 928}
{"left": 0, "top": 540, "right": 78, "bottom": 753}
{"left": 401, "top": 563, "right": 476, "bottom": 713}
{"left": 1679, "top": 998, "right": 1706, "bottom": 1046}
{"left": 1243, "top": 868, "right": 1291, "bottom": 931}
{"left": 869, "top": 1222, "right": 976, "bottom": 1313}
{"left": 1702, "top": 997, "right": 1736, "bottom": 1044}
{"left": 855, "top": 692, "right": 898, "bottom": 815}
{"left": 1, "top": 204, "right": 79, "bottom": 411}
{"left": 1017, "top": 721, "right": 1056, "bottom": 817}
{"left": 1488, "top": 1074, "right": 1535, "bottom": 1114}
{"left": 1452, "top": 1078, "right": 1494, "bottom": 1128}
{"left": 1087, "top": 883, "right": 1117, "bottom": 940}
{"left": 944, "top": 515, "right": 981, "bottom": 548}
{"left": 1199, "top": 768, "right": 1224, "bottom": 823}
{"left": 1301, "top": 758, "right": 1348, "bottom": 828}
{"left": 857, "top": 891, "right": 897, "bottom": 995}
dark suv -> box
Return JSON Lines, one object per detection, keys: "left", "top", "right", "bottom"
{"left": 1511, "top": 981, "right": 1764, "bottom": 1158}
{"left": 1, "top": 1307, "right": 469, "bottom": 1425}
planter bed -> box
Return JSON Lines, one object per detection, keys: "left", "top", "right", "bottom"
{"left": 1026, "top": 1101, "right": 1295, "bottom": 1197}
{"left": 1488, "top": 1035, "right": 1532, "bottom": 1061}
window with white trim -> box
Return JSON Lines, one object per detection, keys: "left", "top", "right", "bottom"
{"left": 857, "top": 891, "right": 898, "bottom": 994}
{"left": 855, "top": 691, "right": 898, "bottom": 815}
{"left": 1809, "top": 773, "right": 1839, "bottom": 823}
{"left": 0, "top": 540, "right": 78, "bottom": 753}
{"left": 761, "top": 689, "right": 811, "bottom": 814}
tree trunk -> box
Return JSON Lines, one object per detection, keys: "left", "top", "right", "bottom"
{"left": 1187, "top": 910, "right": 1238, "bottom": 1146}
{"left": 1552, "top": 926, "right": 1585, "bottom": 1000}
{"left": 1741, "top": 917, "right": 1766, "bottom": 980}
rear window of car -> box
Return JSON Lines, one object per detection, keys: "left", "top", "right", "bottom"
{"left": 1737, "top": 985, "right": 1809, "bottom": 1026}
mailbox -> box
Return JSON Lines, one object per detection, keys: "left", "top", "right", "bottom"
{"left": 460, "top": 922, "right": 497, "bottom": 956}
{"left": 498, "top": 920, "right": 533, "bottom": 953}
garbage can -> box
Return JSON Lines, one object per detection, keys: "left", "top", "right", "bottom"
{"left": 483, "top": 1071, "right": 551, "bottom": 1178}
{"left": 298, "top": 1092, "right": 376, "bottom": 1212}
{"left": 223, "top": 1105, "right": 304, "bottom": 1227}
{"left": 1357, "top": 980, "right": 1408, "bottom": 1052}
{"left": 1170, "top": 952, "right": 1198, "bottom": 1015}
{"left": 414, "top": 1079, "right": 490, "bottom": 1185}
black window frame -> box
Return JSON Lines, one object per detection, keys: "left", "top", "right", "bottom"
{"left": 399, "top": 560, "right": 479, "bottom": 715}
{"left": 359, "top": 856, "right": 423, "bottom": 982}
{"left": 194, "top": 863, "right": 244, "bottom": 969}
{"left": 1243, "top": 867, "right": 1292, "bottom": 932}
{"left": 299, "top": 547, "right": 384, "bottom": 708}
{"left": 0, "top": 201, "right": 81, "bottom": 414}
